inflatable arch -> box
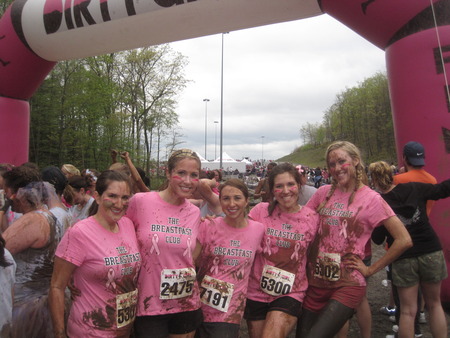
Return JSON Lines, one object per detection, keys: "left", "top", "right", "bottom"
{"left": 1, "top": 0, "right": 450, "bottom": 299}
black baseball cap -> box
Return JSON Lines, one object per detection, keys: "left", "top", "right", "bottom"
{"left": 403, "top": 141, "right": 425, "bottom": 166}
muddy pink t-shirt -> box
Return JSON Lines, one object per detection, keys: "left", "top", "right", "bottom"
{"left": 56, "top": 216, "right": 141, "bottom": 337}
{"left": 247, "top": 203, "right": 319, "bottom": 303}
{"left": 126, "top": 192, "right": 201, "bottom": 316}
{"left": 197, "top": 217, "right": 264, "bottom": 324}
{"left": 306, "top": 185, "right": 395, "bottom": 288}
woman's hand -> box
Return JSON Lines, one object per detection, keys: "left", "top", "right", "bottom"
{"left": 342, "top": 254, "right": 371, "bottom": 277}
{"left": 120, "top": 151, "right": 130, "bottom": 161}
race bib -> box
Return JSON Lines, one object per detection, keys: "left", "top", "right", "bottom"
{"left": 200, "top": 275, "right": 234, "bottom": 313}
{"left": 314, "top": 252, "right": 341, "bottom": 282}
{"left": 116, "top": 289, "right": 138, "bottom": 328}
{"left": 260, "top": 265, "right": 295, "bottom": 296}
{"left": 160, "top": 268, "right": 196, "bottom": 299}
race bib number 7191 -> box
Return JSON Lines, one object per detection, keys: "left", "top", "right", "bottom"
{"left": 200, "top": 275, "right": 234, "bottom": 313}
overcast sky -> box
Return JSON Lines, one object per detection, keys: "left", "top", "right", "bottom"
{"left": 168, "top": 13, "right": 386, "bottom": 163}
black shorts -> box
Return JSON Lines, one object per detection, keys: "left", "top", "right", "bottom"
{"left": 134, "top": 309, "right": 203, "bottom": 338}
{"left": 196, "top": 322, "right": 240, "bottom": 338}
{"left": 243, "top": 297, "right": 302, "bottom": 321}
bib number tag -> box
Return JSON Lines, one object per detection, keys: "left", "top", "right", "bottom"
{"left": 260, "top": 265, "right": 295, "bottom": 296}
{"left": 200, "top": 275, "right": 234, "bottom": 313}
{"left": 314, "top": 252, "right": 341, "bottom": 281}
{"left": 160, "top": 268, "right": 196, "bottom": 299}
{"left": 116, "top": 289, "right": 138, "bottom": 328}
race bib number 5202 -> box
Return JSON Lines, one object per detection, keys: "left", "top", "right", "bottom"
{"left": 160, "top": 268, "right": 196, "bottom": 299}
{"left": 314, "top": 252, "right": 341, "bottom": 282}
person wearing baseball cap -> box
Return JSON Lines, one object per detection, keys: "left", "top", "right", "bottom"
{"left": 402, "top": 141, "right": 426, "bottom": 166}
{"left": 395, "top": 141, "right": 436, "bottom": 191}
{"left": 391, "top": 141, "right": 437, "bottom": 337}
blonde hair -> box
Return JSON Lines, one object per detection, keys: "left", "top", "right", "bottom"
{"left": 317, "top": 141, "right": 368, "bottom": 212}
{"left": 368, "top": 161, "right": 393, "bottom": 192}
{"left": 61, "top": 164, "right": 80, "bottom": 177}
{"left": 159, "top": 149, "right": 201, "bottom": 191}
{"left": 167, "top": 149, "right": 201, "bottom": 173}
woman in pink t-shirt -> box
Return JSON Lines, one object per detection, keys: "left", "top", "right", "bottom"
{"left": 244, "top": 163, "right": 319, "bottom": 338}
{"left": 195, "top": 178, "right": 265, "bottom": 338}
{"left": 296, "top": 141, "right": 412, "bottom": 338}
{"left": 49, "top": 170, "right": 140, "bottom": 337}
{"left": 127, "top": 149, "right": 203, "bottom": 338}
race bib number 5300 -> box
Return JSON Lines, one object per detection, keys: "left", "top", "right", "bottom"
{"left": 160, "top": 268, "right": 196, "bottom": 299}
{"left": 314, "top": 252, "right": 341, "bottom": 282}
{"left": 260, "top": 265, "right": 295, "bottom": 296}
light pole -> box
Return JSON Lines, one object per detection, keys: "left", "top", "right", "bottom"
{"left": 214, "top": 120, "right": 219, "bottom": 159}
{"left": 203, "top": 98, "right": 210, "bottom": 159}
{"left": 261, "top": 136, "right": 265, "bottom": 165}
{"left": 220, "top": 32, "right": 229, "bottom": 169}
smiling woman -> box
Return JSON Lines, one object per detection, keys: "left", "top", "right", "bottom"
{"left": 244, "top": 163, "right": 319, "bottom": 338}
{"left": 195, "top": 178, "right": 265, "bottom": 338}
{"left": 297, "top": 141, "right": 413, "bottom": 338}
{"left": 126, "top": 148, "right": 204, "bottom": 338}
{"left": 49, "top": 170, "right": 140, "bottom": 338}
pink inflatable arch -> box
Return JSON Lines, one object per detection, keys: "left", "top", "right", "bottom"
{"left": 1, "top": 0, "right": 450, "bottom": 300}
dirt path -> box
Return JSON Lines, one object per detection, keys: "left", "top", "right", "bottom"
{"left": 238, "top": 243, "right": 450, "bottom": 337}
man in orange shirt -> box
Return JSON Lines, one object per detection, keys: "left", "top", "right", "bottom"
{"left": 390, "top": 141, "right": 435, "bottom": 336}
{"left": 394, "top": 141, "right": 437, "bottom": 215}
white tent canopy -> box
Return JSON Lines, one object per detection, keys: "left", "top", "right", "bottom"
{"left": 213, "top": 152, "right": 235, "bottom": 162}
{"left": 198, "top": 152, "right": 247, "bottom": 173}
{"left": 194, "top": 151, "right": 208, "bottom": 162}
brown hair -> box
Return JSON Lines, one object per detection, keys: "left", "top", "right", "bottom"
{"left": 267, "top": 163, "right": 301, "bottom": 216}
{"left": 2, "top": 166, "right": 41, "bottom": 193}
{"left": 369, "top": 161, "right": 393, "bottom": 192}
{"left": 219, "top": 178, "right": 249, "bottom": 215}
{"left": 219, "top": 178, "right": 249, "bottom": 200}
{"left": 89, "top": 170, "right": 131, "bottom": 216}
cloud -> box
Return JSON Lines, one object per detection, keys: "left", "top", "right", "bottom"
{"left": 171, "top": 14, "right": 386, "bottom": 162}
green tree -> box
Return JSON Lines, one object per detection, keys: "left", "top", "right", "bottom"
{"left": 298, "top": 72, "right": 396, "bottom": 163}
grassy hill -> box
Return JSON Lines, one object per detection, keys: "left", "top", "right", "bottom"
{"left": 276, "top": 142, "right": 398, "bottom": 168}
{"left": 276, "top": 144, "right": 328, "bottom": 168}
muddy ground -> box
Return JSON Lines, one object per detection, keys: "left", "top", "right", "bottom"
{"left": 238, "top": 243, "right": 450, "bottom": 337}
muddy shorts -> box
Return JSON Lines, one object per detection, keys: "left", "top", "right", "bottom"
{"left": 392, "top": 250, "right": 448, "bottom": 288}
{"left": 303, "top": 285, "right": 366, "bottom": 313}
{"left": 134, "top": 309, "right": 203, "bottom": 338}
{"left": 243, "top": 296, "right": 302, "bottom": 320}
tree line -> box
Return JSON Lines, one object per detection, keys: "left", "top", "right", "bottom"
{"left": 299, "top": 72, "right": 397, "bottom": 164}
{"left": 28, "top": 47, "right": 188, "bottom": 174}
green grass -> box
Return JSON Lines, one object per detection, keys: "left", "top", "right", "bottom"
{"left": 276, "top": 144, "right": 328, "bottom": 168}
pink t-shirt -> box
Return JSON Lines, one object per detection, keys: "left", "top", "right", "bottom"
{"left": 247, "top": 203, "right": 319, "bottom": 303}
{"left": 56, "top": 216, "right": 141, "bottom": 337}
{"left": 306, "top": 185, "right": 395, "bottom": 288}
{"left": 126, "top": 191, "right": 201, "bottom": 316}
{"left": 197, "top": 217, "right": 264, "bottom": 324}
